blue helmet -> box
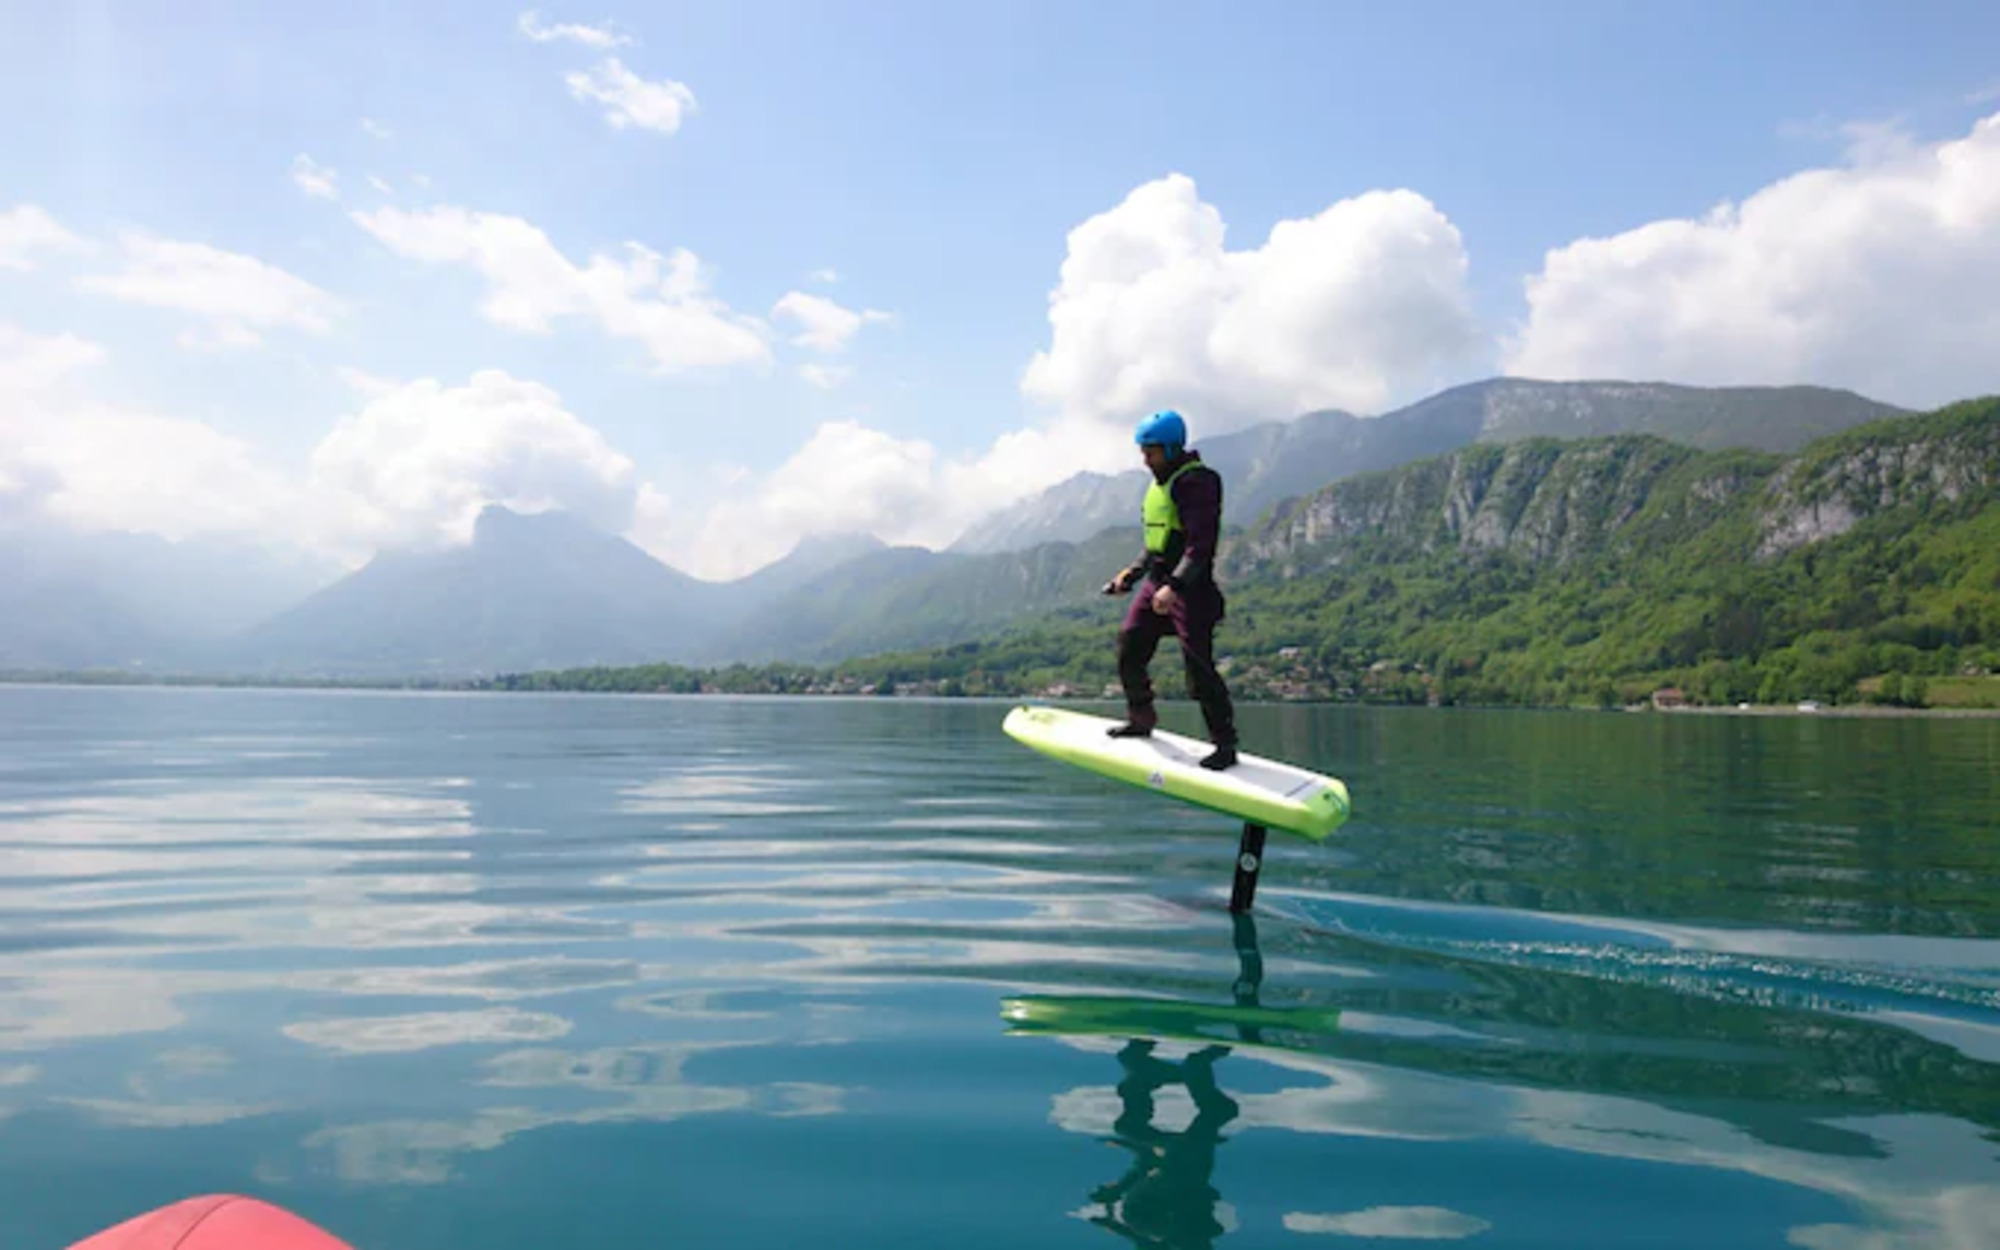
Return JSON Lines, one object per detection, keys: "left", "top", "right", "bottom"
{"left": 1134, "top": 409, "right": 1186, "bottom": 451}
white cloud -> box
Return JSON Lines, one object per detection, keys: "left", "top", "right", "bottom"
{"left": 176, "top": 321, "right": 266, "bottom": 353}
{"left": 648, "top": 178, "right": 1509, "bottom": 580}
{"left": 291, "top": 154, "right": 339, "bottom": 200}
{"left": 0, "top": 326, "right": 104, "bottom": 526}
{"left": 3, "top": 331, "right": 643, "bottom": 564}
{"left": 361, "top": 117, "right": 393, "bottom": 140}
{"left": 772, "top": 291, "right": 892, "bottom": 353}
{"left": 636, "top": 174, "right": 1491, "bottom": 581}
{"left": 1019, "top": 172, "right": 1485, "bottom": 435}
{"left": 664, "top": 176, "right": 1500, "bottom": 578}
{"left": 337, "top": 366, "right": 402, "bottom": 399}
{"left": 737, "top": 420, "right": 942, "bottom": 543}
{"left": 1, "top": 326, "right": 301, "bottom": 541}
{"left": 0, "top": 204, "right": 87, "bottom": 270}
{"left": 798, "top": 363, "right": 851, "bottom": 390}
{"left": 517, "top": 10, "right": 631, "bottom": 50}
{"left": 1503, "top": 109, "right": 2000, "bottom": 410}
{"left": 22, "top": 409, "right": 297, "bottom": 539}
{"left": 644, "top": 168, "right": 1485, "bottom": 578}
{"left": 631, "top": 415, "right": 1127, "bottom": 581}
{"left": 367, "top": 174, "right": 395, "bottom": 196}
{"left": 642, "top": 421, "right": 944, "bottom": 577}
{"left": 6, "top": 306, "right": 1073, "bottom": 584}
{"left": 77, "top": 234, "right": 341, "bottom": 349}
{"left": 352, "top": 204, "right": 770, "bottom": 374}
{"left": 564, "top": 58, "right": 696, "bottom": 135}
{"left": 810, "top": 268, "right": 840, "bottom": 284}
{"left": 306, "top": 369, "right": 641, "bottom": 556}
{"left": 0, "top": 324, "right": 107, "bottom": 392}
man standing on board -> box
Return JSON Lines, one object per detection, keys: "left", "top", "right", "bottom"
{"left": 1101, "top": 409, "right": 1239, "bottom": 771}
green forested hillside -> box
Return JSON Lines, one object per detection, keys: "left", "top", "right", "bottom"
{"left": 492, "top": 397, "right": 2000, "bottom": 710}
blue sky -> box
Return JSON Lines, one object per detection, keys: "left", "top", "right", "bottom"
{"left": 3, "top": 1, "right": 1998, "bottom": 578}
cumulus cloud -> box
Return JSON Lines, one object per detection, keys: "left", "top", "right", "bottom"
{"left": 516, "top": 13, "right": 689, "bottom": 136}
{"left": 1020, "top": 172, "right": 1485, "bottom": 435}
{"left": 76, "top": 234, "right": 341, "bottom": 349}
{"left": 565, "top": 58, "right": 696, "bottom": 135}
{"left": 631, "top": 415, "right": 1129, "bottom": 581}
{"left": 0, "top": 204, "right": 88, "bottom": 270}
{"left": 306, "top": 369, "right": 641, "bottom": 556}
{"left": 292, "top": 154, "right": 339, "bottom": 199}
{"left": 352, "top": 204, "right": 771, "bottom": 374}
{"left": 636, "top": 170, "right": 1490, "bottom": 580}
{"left": 21, "top": 407, "right": 299, "bottom": 539}
{"left": 772, "top": 291, "right": 892, "bottom": 353}
{"left": 2, "top": 336, "right": 650, "bottom": 565}
{"left": 742, "top": 420, "right": 941, "bottom": 537}
{"left": 0, "top": 326, "right": 100, "bottom": 526}
{"left": 336, "top": 366, "right": 402, "bottom": 399}
{"left": 0, "top": 324, "right": 107, "bottom": 392}
{"left": 630, "top": 169, "right": 1482, "bottom": 579}
{"left": 517, "top": 10, "right": 631, "bottom": 50}
{"left": 1503, "top": 109, "right": 2000, "bottom": 410}
{"left": 798, "top": 363, "right": 852, "bottom": 390}
{"left": 638, "top": 420, "right": 947, "bottom": 578}
{"left": 0, "top": 325, "right": 300, "bottom": 540}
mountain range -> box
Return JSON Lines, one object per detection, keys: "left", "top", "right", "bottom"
{"left": 787, "top": 394, "right": 1996, "bottom": 710}
{"left": 0, "top": 376, "right": 1916, "bottom": 679}
{"left": 952, "top": 378, "right": 1903, "bottom": 554}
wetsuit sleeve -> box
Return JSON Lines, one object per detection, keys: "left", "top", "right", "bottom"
{"left": 1167, "top": 469, "right": 1220, "bottom": 590}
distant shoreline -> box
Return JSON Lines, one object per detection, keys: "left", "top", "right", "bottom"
{"left": 1644, "top": 702, "right": 2000, "bottom": 719}
{"left": 4, "top": 674, "right": 1996, "bottom": 717}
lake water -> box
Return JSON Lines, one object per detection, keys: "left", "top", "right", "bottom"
{"left": 2, "top": 686, "right": 1998, "bottom": 1249}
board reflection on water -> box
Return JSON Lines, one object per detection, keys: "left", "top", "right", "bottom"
{"left": 1, "top": 688, "right": 1998, "bottom": 1249}
{"left": 1006, "top": 914, "right": 1347, "bottom": 1249}
{"left": 1008, "top": 907, "right": 2000, "bottom": 1250}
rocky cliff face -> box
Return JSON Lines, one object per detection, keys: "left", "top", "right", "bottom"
{"left": 1755, "top": 407, "right": 2000, "bottom": 557}
{"left": 1234, "top": 436, "right": 1701, "bottom": 577}
{"left": 1231, "top": 398, "right": 2000, "bottom": 581}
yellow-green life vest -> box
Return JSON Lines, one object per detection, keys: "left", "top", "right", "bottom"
{"left": 1142, "top": 460, "right": 1200, "bottom": 554}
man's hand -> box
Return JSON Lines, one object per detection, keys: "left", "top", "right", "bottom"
{"left": 1102, "top": 566, "right": 1138, "bottom": 596}
{"left": 1151, "top": 583, "right": 1179, "bottom": 615}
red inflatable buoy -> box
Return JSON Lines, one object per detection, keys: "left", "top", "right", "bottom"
{"left": 67, "top": 1194, "right": 354, "bottom": 1250}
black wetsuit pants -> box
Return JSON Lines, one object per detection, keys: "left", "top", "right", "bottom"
{"left": 1115, "top": 577, "right": 1237, "bottom": 747}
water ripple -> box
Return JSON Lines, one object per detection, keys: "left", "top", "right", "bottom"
{"left": 2, "top": 688, "right": 1999, "bottom": 1250}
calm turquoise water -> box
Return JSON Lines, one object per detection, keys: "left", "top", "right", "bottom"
{"left": 3, "top": 686, "right": 1999, "bottom": 1249}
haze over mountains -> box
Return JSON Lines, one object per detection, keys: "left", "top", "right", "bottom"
{"left": 0, "top": 524, "right": 345, "bottom": 673}
{"left": 1, "top": 377, "right": 1912, "bottom": 679}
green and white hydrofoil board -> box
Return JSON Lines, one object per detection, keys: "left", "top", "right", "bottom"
{"left": 1002, "top": 704, "right": 1351, "bottom": 842}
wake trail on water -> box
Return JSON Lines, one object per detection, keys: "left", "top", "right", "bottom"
{"left": 1261, "top": 887, "right": 2000, "bottom": 1046}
